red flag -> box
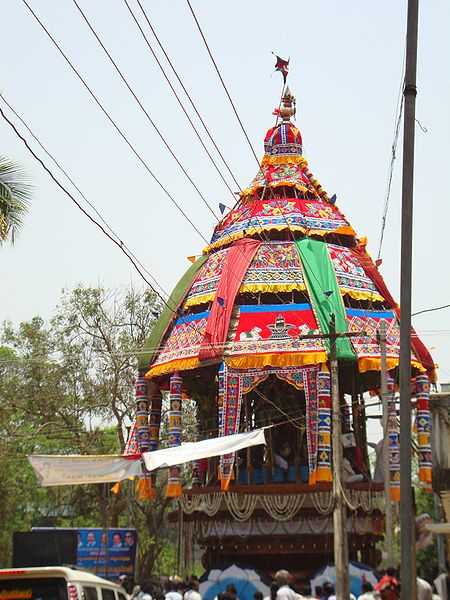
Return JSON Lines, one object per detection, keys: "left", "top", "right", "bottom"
{"left": 273, "top": 53, "right": 290, "bottom": 83}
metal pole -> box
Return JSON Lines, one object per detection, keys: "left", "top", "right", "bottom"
{"left": 378, "top": 322, "right": 394, "bottom": 566}
{"left": 330, "top": 314, "right": 350, "bottom": 600}
{"left": 399, "top": 0, "right": 419, "bottom": 598}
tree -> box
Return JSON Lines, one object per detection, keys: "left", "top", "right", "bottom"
{"left": 0, "top": 284, "right": 183, "bottom": 576}
{"left": 0, "top": 156, "right": 31, "bottom": 244}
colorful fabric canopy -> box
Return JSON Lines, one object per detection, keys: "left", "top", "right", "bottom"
{"left": 208, "top": 198, "right": 355, "bottom": 252}
{"left": 138, "top": 255, "right": 208, "bottom": 371}
{"left": 296, "top": 238, "right": 356, "bottom": 361}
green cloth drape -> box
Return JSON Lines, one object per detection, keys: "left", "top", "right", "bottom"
{"left": 138, "top": 255, "right": 209, "bottom": 371}
{"left": 295, "top": 238, "right": 356, "bottom": 361}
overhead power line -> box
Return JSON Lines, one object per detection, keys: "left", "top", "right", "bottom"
{"left": 412, "top": 304, "right": 450, "bottom": 317}
{"left": 21, "top": 0, "right": 208, "bottom": 245}
{"left": 0, "top": 104, "right": 166, "bottom": 295}
{"left": 122, "top": 0, "right": 242, "bottom": 197}
{"left": 185, "top": 0, "right": 261, "bottom": 168}
{"left": 0, "top": 93, "right": 168, "bottom": 299}
{"left": 70, "top": 0, "right": 219, "bottom": 220}
{"left": 377, "top": 46, "right": 406, "bottom": 261}
{"left": 0, "top": 102, "right": 222, "bottom": 352}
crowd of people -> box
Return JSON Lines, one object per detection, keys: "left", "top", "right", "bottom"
{"left": 117, "top": 567, "right": 449, "bottom": 600}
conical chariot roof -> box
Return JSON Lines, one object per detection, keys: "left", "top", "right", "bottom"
{"left": 140, "top": 89, "right": 434, "bottom": 383}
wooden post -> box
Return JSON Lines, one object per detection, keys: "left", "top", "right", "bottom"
{"left": 245, "top": 396, "right": 253, "bottom": 484}
{"left": 378, "top": 322, "right": 394, "bottom": 566}
{"left": 330, "top": 314, "right": 350, "bottom": 600}
{"left": 399, "top": 1, "right": 419, "bottom": 597}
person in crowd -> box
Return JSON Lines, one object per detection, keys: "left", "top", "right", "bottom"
{"left": 417, "top": 576, "right": 433, "bottom": 600}
{"left": 312, "top": 586, "right": 322, "bottom": 600}
{"left": 184, "top": 579, "right": 201, "bottom": 600}
{"left": 274, "top": 570, "right": 302, "bottom": 600}
{"left": 254, "top": 593, "right": 263, "bottom": 600}
{"left": 357, "top": 582, "right": 378, "bottom": 600}
{"left": 323, "top": 582, "right": 356, "bottom": 600}
{"left": 225, "top": 585, "right": 239, "bottom": 600}
{"left": 434, "top": 571, "right": 450, "bottom": 600}
{"left": 374, "top": 568, "right": 400, "bottom": 600}
{"left": 264, "top": 581, "right": 279, "bottom": 600}
{"left": 139, "top": 581, "right": 154, "bottom": 600}
{"left": 322, "top": 583, "right": 334, "bottom": 600}
{"left": 274, "top": 443, "right": 292, "bottom": 473}
{"left": 165, "top": 579, "right": 182, "bottom": 600}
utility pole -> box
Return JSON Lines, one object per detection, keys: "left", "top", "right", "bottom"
{"left": 378, "top": 322, "right": 394, "bottom": 566}
{"left": 399, "top": 0, "right": 419, "bottom": 598}
{"left": 330, "top": 314, "right": 350, "bottom": 600}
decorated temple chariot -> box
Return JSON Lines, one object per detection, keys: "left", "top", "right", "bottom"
{"left": 132, "top": 86, "right": 434, "bottom": 580}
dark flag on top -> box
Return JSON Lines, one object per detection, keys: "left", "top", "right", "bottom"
{"left": 272, "top": 53, "right": 290, "bottom": 83}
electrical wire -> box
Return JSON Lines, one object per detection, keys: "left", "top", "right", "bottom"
{"left": 20, "top": 0, "right": 209, "bottom": 246}
{"left": 377, "top": 46, "right": 406, "bottom": 261}
{"left": 16, "top": 2, "right": 301, "bottom": 338}
{"left": 70, "top": 0, "right": 219, "bottom": 220}
{"left": 185, "top": 0, "right": 260, "bottom": 167}
{"left": 0, "top": 104, "right": 224, "bottom": 355}
{"left": 412, "top": 304, "right": 450, "bottom": 317}
{"left": 122, "top": 0, "right": 242, "bottom": 196}
{"left": 0, "top": 93, "right": 169, "bottom": 300}
{"left": 0, "top": 105, "right": 166, "bottom": 293}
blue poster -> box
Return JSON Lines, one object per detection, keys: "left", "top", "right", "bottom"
{"left": 76, "top": 528, "right": 137, "bottom": 580}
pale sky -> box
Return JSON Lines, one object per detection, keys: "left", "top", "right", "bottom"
{"left": 2, "top": 0, "right": 450, "bottom": 418}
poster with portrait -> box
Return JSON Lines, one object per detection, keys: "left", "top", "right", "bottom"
{"left": 76, "top": 528, "right": 137, "bottom": 579}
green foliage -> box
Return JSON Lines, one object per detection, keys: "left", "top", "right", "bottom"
{"left": 0, "top": 156, "right": 32, "bottom": 244}
{"left": 0, "top": 284, "right": 167, "bottom": 571}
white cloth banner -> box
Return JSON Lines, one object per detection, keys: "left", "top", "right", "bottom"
{"left": 142, "top": 428, "right": 266, "bottom": 471}
{"left": 28, "top": 454, "right": 142, "bottom": 487}
{"left": 28, "top": 429, "right": 266, "bottom": 487}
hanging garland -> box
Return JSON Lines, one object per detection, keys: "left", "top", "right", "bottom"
{"left": 306, "top": 516, "right": 332, "bottom": 535}
{"left": 203, "top": 493, "right": 223, "bottom": 516}
{"left": 312, "top": 491, "right": 335, "bottom": 515}
{"left": 261, "top": 494, "right": 306, "bottom": 521}
{"left": 255, "top": 518, "right": 279, "bottom": 536}
{"left": 225, "top": 493, "right": 259, "bottom": 521}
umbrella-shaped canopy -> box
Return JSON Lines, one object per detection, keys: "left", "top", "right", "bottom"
{"left": 140, "top": 86, "right": 434, "bottom": 382}
{"left": 310, "top": 561, "right": 379, "bottom": 598}
{"left": 200, "top": 563, "right": 270, "bottom": 600}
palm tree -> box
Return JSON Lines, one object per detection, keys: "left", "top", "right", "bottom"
{"left": 0, "top": 156, "right": 32, "bottom": 244}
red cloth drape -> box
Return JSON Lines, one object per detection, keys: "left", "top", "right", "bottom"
{"left": 351, "top": 247, "right": 435, "bottom": 377}
{"left": 199, "top": 238, "right": 261, "bottom": 362}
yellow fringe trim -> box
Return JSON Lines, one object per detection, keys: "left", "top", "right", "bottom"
{"left": 391, "top": 488, "right": 400, "bottom": 502}
{"left": 308, "top": 471, "right": 317, "bottom": 486}
{"left": 166, "top": 481, "right": 182, "bottom": 498}
{"left": 136, "top": 477, "right": 155, "bottom": 500}
{"left": 316, "top": 468, "right": 333, "bottom": 483}
{"left": 241, "top": 180, "right": 311, "bottom": 197}
{"left": 260, "top": 154, "right": 308, "bottom": 167}
{"left": 221, "top": 478, "right": 231, "bottom": 491}
{"left": 340, "top": 288, "right": 385, "bottom": 303}
{"left": 226, "top": 352, "right": 328, "bottom": 370}
{"left": 184, "top": 293, "right": 216, "bottom": 308}
{"left": 203, "top": 223, "right": 356, "bottom": 254}
{"left": 145, "top": 357, "right": 201, "bottom": 379}
{"left": 184, "top": 283, "right": 308, "bottom": 308}
{"left": 110, "top": 482, "right": 121, "bottom": 494}
{"left": 419, "top": 469, "right": 432, "bottom": 485}
{"left": 240, "top": 282, "right": 306, "bottom": 294}
{"left": 357, "top": 357, "right": 426, "bottom": 374}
